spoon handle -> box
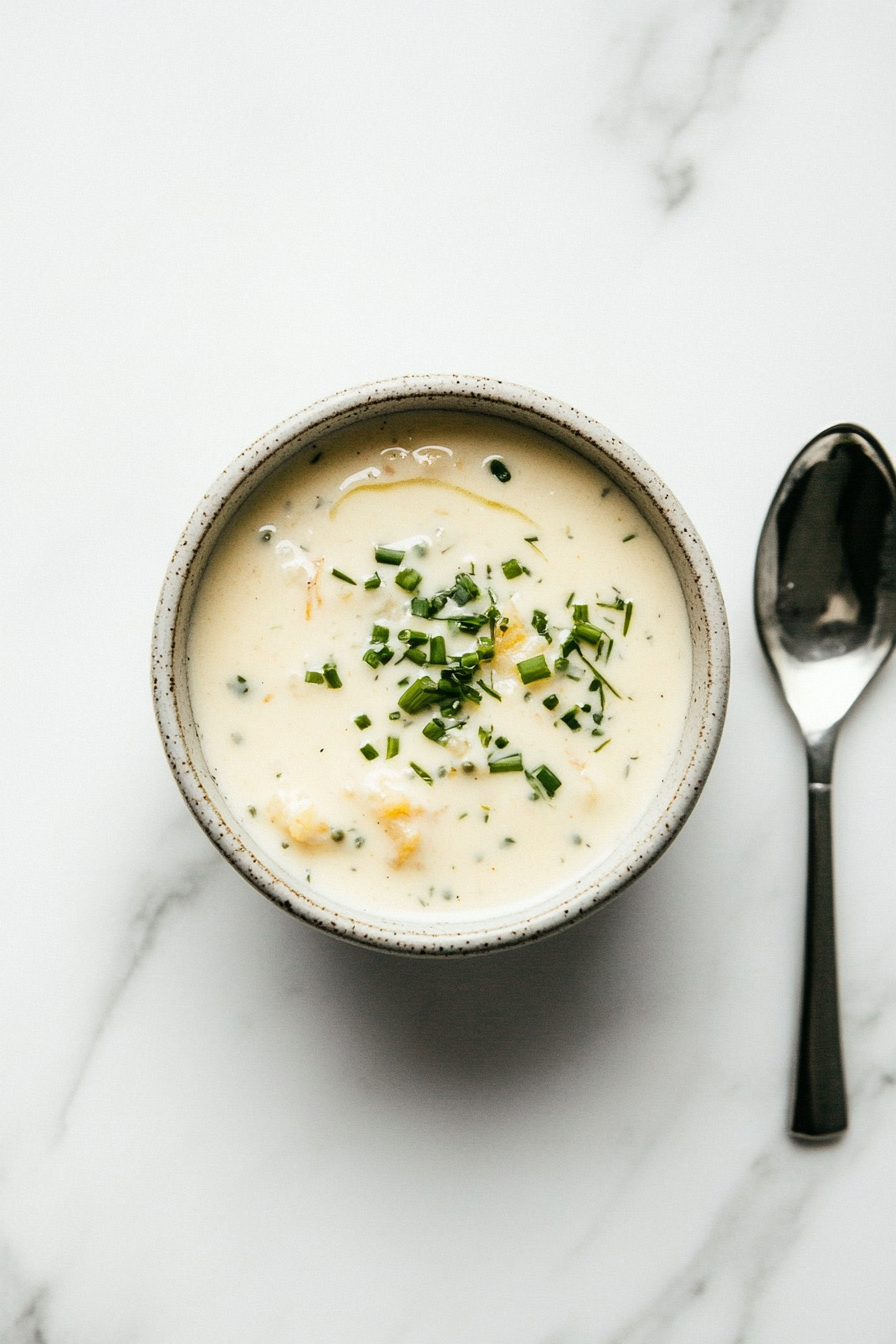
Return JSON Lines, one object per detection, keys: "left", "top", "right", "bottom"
{"left": 791, "top": 753, "right": 847, "bottom": 1140}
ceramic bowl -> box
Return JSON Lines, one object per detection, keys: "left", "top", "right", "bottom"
{"left": 153, "top": 375, "right": 729, "bottom": 954}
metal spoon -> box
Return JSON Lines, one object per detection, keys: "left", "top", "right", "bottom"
{"left": 755, "top": 424, "right": 896, "bottom": 1140}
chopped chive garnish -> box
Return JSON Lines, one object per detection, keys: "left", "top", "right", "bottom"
{"left": 386, "top": 736, "right": 400, "bottom": 759}
{"left": 580, "top": 665, "right": 621, "bottom": 699}
{"left": 560, "top": 710, "right": 581, "bottom": 731}
{"left": 623, "top": 602, "right": 633, "bottom": 636}
{"left": 375, "top": 546, "right": 405, "bottom": 565}
{"left": 592, "top": 738, "right": 612, "bottom": 753}
{"left": 305, "top": 670, "right": 325, "bottom": 684}
{"left": 533, "top": 765, "right": 562, "bottom": 797}
{"left": 622, "top": 533, "right": 636, "bottom": 543}
{"left": 460, "top": 651, "right": 480, "bottom": 669}
{"left": 354, "top": 714, "right": 372, "bottom": 729}
{"left": 516, "top": 654, "right": 551, "bottom": 685}
{"left": 364, "top": 572, "right": 382, "bottom": 589}
{"left": 452, "top": 572, "right": 480, "bottom": 605}
{"left": 565, "top": 592, "right": 575, "bottom": 608}
{"left": 332, "top": 568, "right": 357, "bottom": 585}
{"left": 488, "top": 752, "right": 523, "bottom": 773}
{"left": 502, "top": 558, "right": 523, "bottom": 579}
{"left": 572, "top": 603, "right": 589, "bottom": 623}
{"left": 402, "top": 646, "right": 427, "bottom": 666}
{"left": 422, "top": 719, "right": 447, "bottom": 743}
{"left": 410, "top": 761, "right": 433, "bottom": 785}
{"left": 388, "top": 710, "right": 401, "bottom": 721}
{"left": 360, "top": 743, "right": 379, "bottom": 760}
{"left": 524, "top": 535, "right": 538, "bottom": 543}
{"left": 542, "top": 693, "right": 559, "bottom": 710}
{"left": 330, "top": 829, "right": 345, "bottom": 841}
{"left": 410, "top": 596, "right": 430, "bottom": 618}
{"left": 489, "top": 459, "right": 511, "bottom": 483}
{"left": 453, "top": 611, "right": 489, "bottom": 633}
{"left": 362, "top": 648, "right": 381, "bottom": 669}
{"left": 477, "top": 636, "right": 494, "bottom": 661}
{"left": 398, "top": 676, "right": 441, "bottom": 713}
{"left": 494, "top": 735, "right": 509, "bottom": 749}
{"left": 554, "top": 657, "right": 569, "bottom": 672}
{"left": 479, "top": 725, "right": 492, "bottom": 747}
{"left": 395, "top": 567, "right": 422, "bottom": 591}
{"left": 574, "top": 622, "right": 604, "bottom": 647}
{"left": 322, "top": 663, "right": 342, "bottom": 688}
{"left": 371, "top": 624, "right": 389, "bottom": 644}
{"left": 397, "top": 677, "right": 410, "bottom": 686}
{"left": 531, "top": 610, "right": 551, "bottom": 642}
{"left": 398, "top": 629, "right": 428, "bottom": 645}
{"left": 430, "top": 635, "right": 447, "bottom": 664}
{"left": 477, "top": 679, "right": 501, "bottom": 701}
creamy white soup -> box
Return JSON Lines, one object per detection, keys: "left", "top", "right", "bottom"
{"left": 187, "top": 411, "right": 692, "bottom": 915}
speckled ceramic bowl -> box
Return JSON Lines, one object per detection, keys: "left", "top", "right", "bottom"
{"left": 153, "top": 375, "right": 729, "bottom": 954}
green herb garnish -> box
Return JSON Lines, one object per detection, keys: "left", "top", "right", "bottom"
{"left": 502, "top": 558, "right": 523, "bottom": 580}
{"left": 360, "top": 743, "right": 379, "bottom": 760}
{"left": 375, "top": 546, "right": 405, "bottom": 565}
{"left": 332, "top": 568, "right": 357, "bottom": 585}
{"left": 354, "top": 714, "right": 372, "bottom": 729}
{"left": 410, "top": 761, "right": 434, "bottom": 785}
{"left": 488, "top": 752, "right": 523, "bottom": 773}
{"left": 430, "top": 635, "right": 447, "bottom": 665}
{"left": 395, "top": 567, "right": 422, "bottom": 591}
{"left": 422, "top": 719, "right": 447, "bottom": 743}
{"left": 516, "top": 654, "right": 551, "bottom": 685}
{"left": 398, "top": 677, "right": 441, "bottom": 714}
{"left": 371, "top": 624, "right": 390, "bottom": 644}
{"left": 386, "top": 736, "right": 400, "bottom": 759}
{"left": 401, "top": 646, "right": 427, "bottom": 666}
{"left": 364, "top": 572, "right": 382, "bottom": 589}
{"left": 494, "top": 735, "right": 509, "bottom": 749}
{"left": 489, "top": 459, "right": 511, "bottom": 483}
{"left": 305, "top": 670, "right": 324, "bottom": 684}
{"left": 622, "top": 533, "right": 635, "bottom": 543}
{"left": 560, "top": 709, "right": 581, "bottom": 731}
{"left": 452, "top": 572, "right": 480, "bottom": 605}
{"left": 623, "top": 601, "right": 633, "bottom": 636}
{"left": 573, "top": 622, "right": 604, "bottom": 647}
{"left": 532, "top": 764, "right": 562, "bottom": 797}
{"left": 542, "top": 693, "right": 559, "bottom": 710}
{"left": 477, "top": 679, "right": 501, "bottom": 701}
{"left": 398, "top": 629, "right": 428, "bottom": 645}
{"left": 323, "top": 663, "right": 342, "bottom": 688}
{"left": 531, "top": 610, "right": 551, "bottom": 642}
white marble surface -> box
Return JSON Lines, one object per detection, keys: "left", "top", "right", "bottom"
{"left": 3, "top": 1, "right": 895, "bottom": 1339}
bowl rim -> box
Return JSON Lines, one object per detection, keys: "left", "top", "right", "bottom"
{"left": 153, "top": 374, "right": 729, "bottom": 954}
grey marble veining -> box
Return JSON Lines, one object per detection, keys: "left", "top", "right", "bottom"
{"left": 597, "top": 0, "right": 789, "bottom": 209}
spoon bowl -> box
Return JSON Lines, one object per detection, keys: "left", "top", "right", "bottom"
{"left": 755, "top": 423, "right": 896, "bottom": 1139}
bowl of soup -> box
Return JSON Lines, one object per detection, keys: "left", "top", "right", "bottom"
{"left": 153, "top": 375, "right": 728, "bottom": 953}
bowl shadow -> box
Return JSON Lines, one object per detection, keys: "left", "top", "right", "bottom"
{"left": 305, "top": 869, "right": 668, "bottom": 1098}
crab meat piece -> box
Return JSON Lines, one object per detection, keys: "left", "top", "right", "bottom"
{"left": 366, "top": 770, "right": 424, "bottom": 867}
{"left": 492, "top": 601, "right": 550, "bottom": 689}
{"left": 267, "top": 791, "right": 330, "bottom": 845}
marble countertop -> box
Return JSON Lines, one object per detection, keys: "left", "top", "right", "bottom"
{"left": 3, "top": 2, "right": 895, "bottom": 1339}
